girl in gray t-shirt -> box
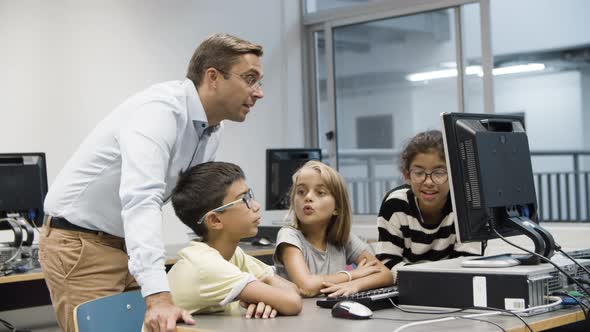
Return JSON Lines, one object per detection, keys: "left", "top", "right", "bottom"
{"left": 273, "top": 161, "right": 393, "bottom": 297}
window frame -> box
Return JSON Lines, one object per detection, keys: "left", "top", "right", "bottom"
{"left": 301, "top": 0, "right": 494, "bottom": 216}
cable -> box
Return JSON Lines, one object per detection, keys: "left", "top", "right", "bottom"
{"left": 391, "top": 296, "right": 563, "bottom": 332}
{"left": 26, "top": 210, "right": 42, "bottom": 235}
{"left": 373, "top": 315, "right": 507, "bottom": 331}
{"left": 0, "top": 317, "right": 31, "bottom": 332}
{"left": 391, "top": 310, "right": 502, "bottom": 332}
{"left": 575, "top": 278, "right": 590, "bottom": 288}
{"left": 469, "top": 306, "right": 533, "bottom": 332}
{"left": 385, "top": 298, "right": 515, "bottom": 330}
{"left": 0, "top": 218, "right": 23, "bottom": 267}
{"left": 386, "top": 298, "right": 517, "bottom": 331}
{"left": 388, "top": 297, "right": 532, "bottom": 330}
{"left": 372, "top": 317, "right": 443, "bottom": 323}
{"left": 0, "top": 318, "right": 16, "bottom": 332}
{"left": 457, "top": 316, "right": 506, "bottom": 332}
{"left": 382, "top": 299, "right": 517, "bottom": 331}
{"left": 551, "top": 292, "right": 589, "bottom": 320}
{"left": 25, "top": 215, "right": 42, "bottom": 235}
{"left": 387, "top": 297, "right": 525, "bottom": 325}
{"left": 556, "top": 247, "right": 590, "bottom": 281}
{"left": 491, "top": 227, "right": 590, "bottom": 298}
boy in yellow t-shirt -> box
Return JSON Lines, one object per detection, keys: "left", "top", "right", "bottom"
{"left": 168, "top": 161, "right": 302, "bottom": 319}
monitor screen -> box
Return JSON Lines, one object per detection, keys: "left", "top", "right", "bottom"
{"left": 266, "top": 149, "right": 321, "bottom": 210}
{"left": 442, "top": 112, "right": 536, "bottom": 243}
{"left": 0, "top": 153, "right": 48, "bottom": 228}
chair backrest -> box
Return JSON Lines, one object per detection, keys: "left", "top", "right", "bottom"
{"left": 74, "top": 290, "right": 146, "bottom": 332}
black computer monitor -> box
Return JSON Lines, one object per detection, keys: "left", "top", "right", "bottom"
{"left": 441, "top": 112, "right": 555, "bottom": 265}
{"left": 0, "top": 153, "right": 48, "bottom": 229}
{"left": 266, "top": 148, "right": 321, "bottom": 210}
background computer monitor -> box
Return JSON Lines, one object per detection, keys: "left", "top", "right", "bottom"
{"left": 441, "top": 113, "right": 554, "bottom": 264}
{"left": 0, "top": 153, "right": 48, "bottom": 229}
{"left": 266, "top": 148, "right": 321, "bottom": 210}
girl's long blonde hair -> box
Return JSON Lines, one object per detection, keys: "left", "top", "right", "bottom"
{"left": 289, "top": 160, "right": 351, "bottom": 247}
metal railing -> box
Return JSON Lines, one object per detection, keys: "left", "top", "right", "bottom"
{"left": 335, "top": 149, "right": 590, "bottom": 222}
{"left": 532, "top": 150, "right": 590, "bottom": 222}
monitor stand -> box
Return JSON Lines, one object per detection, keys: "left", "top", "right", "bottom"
{"left": 462, "top": 216, "right": 556, "bottom": 268}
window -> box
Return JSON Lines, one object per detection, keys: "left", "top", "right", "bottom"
{"left": 305, "top": 0, "right": 386, "bottom": 15}
{"left": 489, "top": 0, "right": 590, "bottom": 222}
{"left": 304, "top": 0, "right": 588, "bottom": 221}
{"left": 305, "top": 1, "right": 488, "bottom": 214}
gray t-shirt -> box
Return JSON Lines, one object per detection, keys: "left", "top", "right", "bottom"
{"left": 273, "top": 226, "right": 370, "bottom": 280}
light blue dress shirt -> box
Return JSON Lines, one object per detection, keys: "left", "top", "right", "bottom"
{"left": 44, "top": 79, "right": 222, "bottom": 297}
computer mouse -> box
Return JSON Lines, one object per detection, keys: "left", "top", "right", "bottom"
{"left": 251, "top": 236, "right": 272, "bottom": 246}
{"left": 331, "top": 301, "right": 373, "bottom": 320}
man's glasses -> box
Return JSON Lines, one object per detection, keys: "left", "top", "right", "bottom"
{"left": 197, "top": 188, "right": 255, "bottom": 224}
{"left": 217, "top": 69, "right": 263, "bottom": 91}
{"left": 409, "top": 168, "right": 448, "bottom": 185}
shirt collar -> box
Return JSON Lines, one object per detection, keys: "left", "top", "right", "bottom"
{"left": 182, "top": 79, "right": 221, "bottom": 137}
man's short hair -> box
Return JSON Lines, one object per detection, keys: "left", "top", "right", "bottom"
{"left": 187, "top": 33, "right": 263, "bottom": 88}
{"left": 171, "top": 161, "right": 245, "bottom": 241}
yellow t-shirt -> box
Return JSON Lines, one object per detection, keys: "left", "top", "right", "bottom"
{"left": 168, "top": 241, "right": 273, "bottom": 314}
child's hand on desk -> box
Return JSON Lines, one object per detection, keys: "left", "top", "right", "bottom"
{"left": 351, "top": 258, "right": 380, "bottom": 279}
{"left": 239, "top": 300, "right": 278, "bottom": 319}
{"left": 320, "top": 281, "right": 359, "bottom": 297}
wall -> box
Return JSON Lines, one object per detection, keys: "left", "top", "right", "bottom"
{"left": 0, "top": 0, "right": 303, "bottom": 329}
{"left": 463, "top": 0, "right": 590, "bottom": 58}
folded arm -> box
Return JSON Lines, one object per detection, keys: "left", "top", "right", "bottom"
{"left": 238, "top": 278, "right": 302, "bottom": 316}
{"left": 320, "top": 250, "right": 394, "bottom": 297}
{"left": 279, "top": 244, "right": 381, "bottom": 297}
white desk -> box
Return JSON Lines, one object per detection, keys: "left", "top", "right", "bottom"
{"left": 176, "top": 298, "right": 587, "bottom": 332}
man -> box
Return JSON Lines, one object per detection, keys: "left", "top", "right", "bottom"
{"left": 39, "top": 33, "right": 264, "bottom": 332}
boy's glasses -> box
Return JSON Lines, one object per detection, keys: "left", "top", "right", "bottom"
{"left": 409, "top": 168, "right": 448, "bottom": 185}
{"left": 197, "top": 188, "right": 255, "bottom": 224}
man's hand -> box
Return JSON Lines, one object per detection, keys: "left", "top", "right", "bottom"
{"left": 144, "top": 292, "right": 195, "bottom": 332}
{"left": 239, "top": 300, "right": 277, "bottom": 319}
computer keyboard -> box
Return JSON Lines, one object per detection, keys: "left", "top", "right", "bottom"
{"left": 316, "top": 286, "right": 399, "bottom": 311}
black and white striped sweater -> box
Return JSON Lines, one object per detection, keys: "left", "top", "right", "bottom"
{"left": 373, "top": 185, "right": 482, "bottom": 279}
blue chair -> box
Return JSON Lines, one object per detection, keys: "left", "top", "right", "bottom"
{"left": 74, "top": 290, "right": 146, "bottom": 332}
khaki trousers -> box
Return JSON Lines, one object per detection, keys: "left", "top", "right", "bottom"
{"left": 39, "top": 225, "right": 139, "bottom": 332}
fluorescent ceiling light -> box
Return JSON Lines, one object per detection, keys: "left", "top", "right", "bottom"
{"left": 405, "top": 68, "right": 457, "bottom": 82}
{"left": 492, "top": 63, "right": 545, "bottom": 76}
{"left": 405, "top": 63, "right": 545, "bottom": 82}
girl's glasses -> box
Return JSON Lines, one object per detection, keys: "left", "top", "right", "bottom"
{"left": 409, "top": 168, "right": 448, "bottom": 185}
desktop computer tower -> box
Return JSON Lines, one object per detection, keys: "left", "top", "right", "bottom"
{"left": 397, "top": 256, "right": 590, "bottom": 315}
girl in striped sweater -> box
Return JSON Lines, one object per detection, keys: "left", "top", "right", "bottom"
{"left": 374, "top": 130, "right": 483, "bottom": 283}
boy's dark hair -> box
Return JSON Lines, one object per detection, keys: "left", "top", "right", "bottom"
{"left": 399, "top": 130, "right": 445, "bottom": 175}
{"left": 171, "top": 161, "right": 245, "bottom": 241}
